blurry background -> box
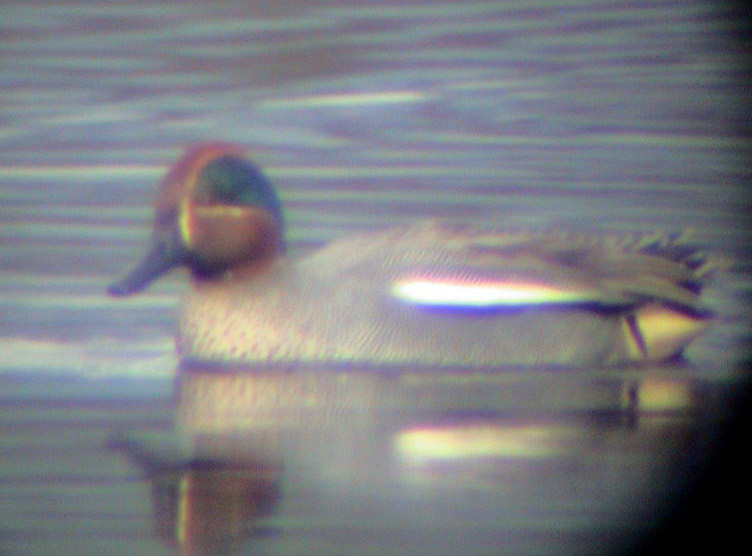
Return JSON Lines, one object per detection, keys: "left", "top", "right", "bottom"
{"left": 1, "top": 1, "right": 750, "bottom": 555}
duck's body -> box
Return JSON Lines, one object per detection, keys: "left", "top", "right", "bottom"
{"left": 110, "top": 143, "right": 718, "bottom": 368}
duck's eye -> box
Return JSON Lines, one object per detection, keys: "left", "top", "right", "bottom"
{"left": 199, "top": 160, "right": 237, "bottom": 203}
{"left": 196, "top": 156, "right": 268, "bottom": 206}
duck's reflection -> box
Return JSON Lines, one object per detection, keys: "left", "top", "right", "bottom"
{"left": 174, "top": 362, "right": 700, "bottom": 432}
{"left": 113, "top": 363, "right": 710, "bottom": 555}
{"left": 152, "top": 458, "right": 280, "bottom": 550}
{"left": 110, "top": 431, "right": 282, "bottom": 554}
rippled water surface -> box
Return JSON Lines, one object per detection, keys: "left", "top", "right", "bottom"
{"left": 1, "top": 1, "right": 750, "bottom": 555}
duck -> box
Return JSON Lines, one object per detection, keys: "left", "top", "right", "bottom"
{"left": 108, "top": 142, "right": 720, "bottom": 368}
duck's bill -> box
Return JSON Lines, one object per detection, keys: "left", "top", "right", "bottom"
{"left": 107, "top": 236, "right": 185, "bottom": 297}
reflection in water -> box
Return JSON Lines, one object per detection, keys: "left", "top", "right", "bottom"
{"left": 173, "top": 362, "right": 703, "bottom": 433}
{"left": 106, "top": 361, "right": 727, "bottom": 554}
{"left": 111, "top": 431, "right": 282, "bottom": 555}
{"left": 395, "top": 422, "right": 577, "bottom": 462}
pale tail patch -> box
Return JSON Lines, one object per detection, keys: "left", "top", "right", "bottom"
{"left": 622, "top": 304, "right": 709, "bottom": 362}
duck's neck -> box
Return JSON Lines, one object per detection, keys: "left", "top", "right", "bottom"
{"left": 192, "top": 251, "right": 286, "bottom": 286}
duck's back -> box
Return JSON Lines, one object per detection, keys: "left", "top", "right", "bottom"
{"left": 178, "top": 222, "right": 716, "bottom": 368}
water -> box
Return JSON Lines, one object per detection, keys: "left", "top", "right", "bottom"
{"left": 1, "top": 1, "right": 750, "bottom": 554}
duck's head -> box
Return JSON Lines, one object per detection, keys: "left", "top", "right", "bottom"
{"left": 108, "top": 143, "right": 285, "bottom": 296}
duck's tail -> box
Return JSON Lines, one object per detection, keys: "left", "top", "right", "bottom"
{"left": 622, "top": 229, "right": 732, "bottom": 289}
